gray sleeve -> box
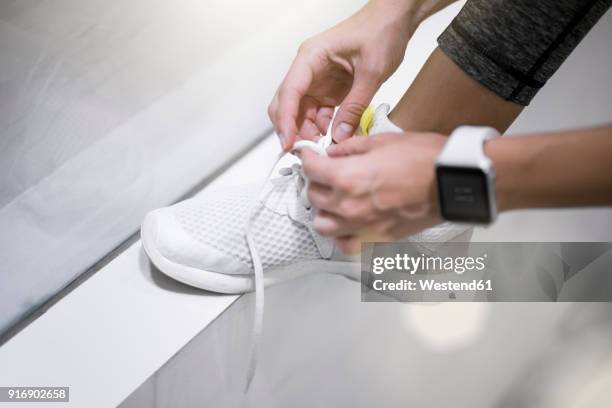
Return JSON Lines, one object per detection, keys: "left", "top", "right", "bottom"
{"left": 438, "top": 0, "right": 611, "bottom": 105}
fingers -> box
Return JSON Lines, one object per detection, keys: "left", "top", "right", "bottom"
{"left": 273, "top": 54, "right": 313, "bottom": 150}
{"left": 336, "top": 236, "right": 363, "bottom": 255}
{"left": 306, "top": 180, "right": 334, "bottom": 208}
{"left": 271, "top": 97, "right": 330, "bottom": 145}
{"left": 314, "top": 106, "right": 334, "bottom": 135}
{"left": 275, "top": 88, "right": 301, "bottom": 151}
{"left": 326, "top": 135, "right": 372, "bottom": 157}
{"left": 302, "top": 150, "right": 375, "bottom": 196}
{"left": 331, "top": 71, "right": 380, "bottom": 143}
{"left": 314, "top": 211, "right": 369, "bottom": 237}
{"left": 314, "top": 212, "right": 355, "bottom": 237}
{"left": 300, "top": 150, "right": 338, "bottom": 185}
{"left": 268, "top": 93, "right": 282, "bottom": 148}
{"left": 308, "top": 180, "right": 375, "bottom": 219}
{"left": 297, "top": 97, "right": 323, "bottom": 141}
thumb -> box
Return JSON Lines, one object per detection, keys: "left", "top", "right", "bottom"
{"left": 332, "top": 72, "right": 379, "bottom": 143}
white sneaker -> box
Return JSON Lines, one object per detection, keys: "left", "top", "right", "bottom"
{"left": 141, "top": 135, "right": 356, "bottom": 294}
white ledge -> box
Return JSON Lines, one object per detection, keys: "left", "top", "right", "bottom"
{"left": 0, "top": 136, "right": 281, "bottom": 408}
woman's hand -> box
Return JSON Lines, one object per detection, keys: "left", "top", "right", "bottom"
{"left": 301, "top": 133, "right": 447, "bottom": 254}
{"left": 268, "top": 0, "right": 417, "bottom": 151}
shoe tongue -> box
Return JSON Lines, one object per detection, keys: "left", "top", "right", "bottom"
{"left": 258, "top": 174, "right": 296, "bottom": 215}
{"left": 367, "top": 104, "right": 403, "bottom": 135}
{"left": 259, "top": 136, "right": 326, "bottom": 215}
{"left": 258, "top": 156, "right": 334, "bottom": 259}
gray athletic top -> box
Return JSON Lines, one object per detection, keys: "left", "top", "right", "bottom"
{"left": 438, "top": 0, "right": 611, "bottom": 105}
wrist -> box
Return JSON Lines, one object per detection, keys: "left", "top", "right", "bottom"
{"left": 484, "top": 136, "right": 526, "bottom": 213}
{"left": 407, "top": 0, "right": 456, "bottom": 30}
{"left": 369, "top": 0, "right": 423, "bottom": 36}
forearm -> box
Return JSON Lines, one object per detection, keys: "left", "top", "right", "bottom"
{"left": 391, "top": 0, "right": 610, "bottom": 132}
{"left": 405, "top": 0, "right": 458, "bottom": 30}
{"left": 487, "top": 125, "right": 612, "bottom": 211}
{"left": 390, "top": 48, "right": 523, "bottom": 134}
{"left": 367, "top": 0, "right": 458, "bottom": 35}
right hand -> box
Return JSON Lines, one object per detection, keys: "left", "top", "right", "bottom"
{"left": 268, "top": 0, "right": 415, "bottom": 151}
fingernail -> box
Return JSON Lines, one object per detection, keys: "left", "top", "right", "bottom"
{"left": 278, "top": 132, "right": 287, "bottom": 151}
{"left": 326, "top": 144, "right": 340, "bottom": 155}
{"left": 334, "top": 122, "right": 353, "bottom": 142}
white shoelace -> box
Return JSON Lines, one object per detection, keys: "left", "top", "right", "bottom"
{"left": 244, "top": 135, "right": 331, "bottom": 391}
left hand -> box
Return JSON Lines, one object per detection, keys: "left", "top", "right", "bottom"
{"left": 301, "top": 132, "right": 447, "bottom": 254}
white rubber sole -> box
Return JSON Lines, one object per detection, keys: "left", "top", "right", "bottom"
{"left": 141, "top": 214, "right": 359, "bottom": 294}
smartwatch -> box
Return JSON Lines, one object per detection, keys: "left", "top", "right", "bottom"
{"left": 435, "top": 126, "right": 500, "bottom": 224}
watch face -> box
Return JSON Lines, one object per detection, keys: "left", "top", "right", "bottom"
{"left": 436, "top": 166, "right": 491, "bottom": 223}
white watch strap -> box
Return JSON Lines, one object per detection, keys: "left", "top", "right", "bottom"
{"left": 436, "top": 126, "right": 500, "bottom": 168}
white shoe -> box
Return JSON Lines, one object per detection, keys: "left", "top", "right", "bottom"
{"left": 141, "top": 135, "right": 356, "bottom": 294}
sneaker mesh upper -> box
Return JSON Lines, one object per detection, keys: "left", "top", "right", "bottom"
{"left": 174, "top": 183, "right": 321, "bottom": 270}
